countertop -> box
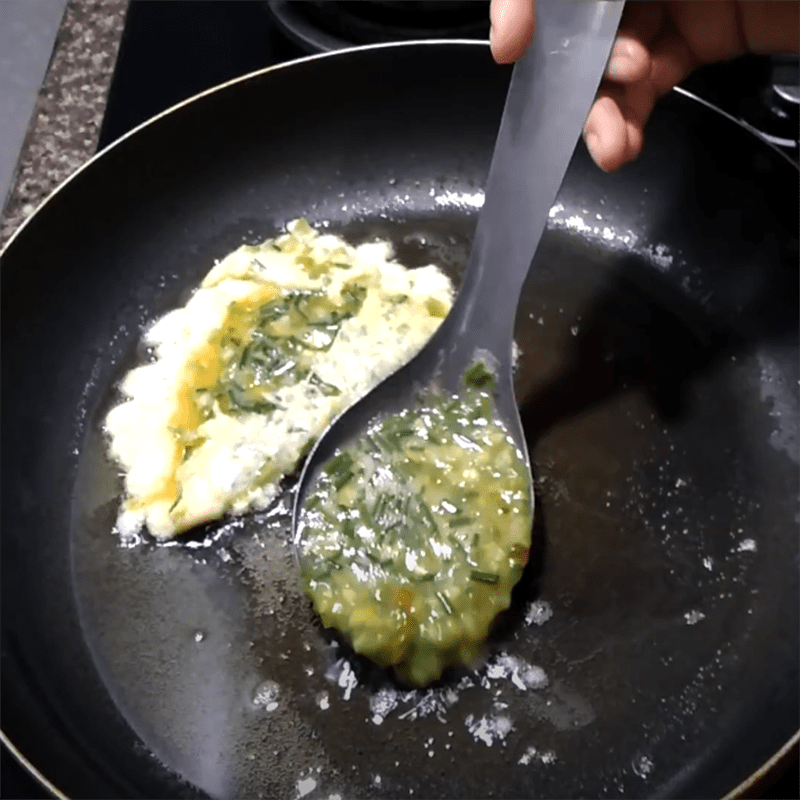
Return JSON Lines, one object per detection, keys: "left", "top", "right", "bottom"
{"left": 0, "top": 0, "right": 127, "bottom": 249}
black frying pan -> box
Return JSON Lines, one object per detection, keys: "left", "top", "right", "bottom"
{"left": 2, "top": 42, "right": 798, "bottom": 800}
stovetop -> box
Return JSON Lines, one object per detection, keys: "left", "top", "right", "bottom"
{"left": 96, "top": 1, "right": 799, "bottom": 158}
{"left": 2, "top": 2, "right": 797, "bottom": 799}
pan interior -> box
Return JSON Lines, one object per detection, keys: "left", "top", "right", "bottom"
{"left": 71, "top": 215, "right": 798, "bottom": 799}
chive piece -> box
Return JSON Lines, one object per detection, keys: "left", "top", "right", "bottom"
{"left": 227, "top": 384, "right": 279, "bottom": 414}
{"left": 442, "top": 399, "right": 462, "bottom": 416}
{"left": 417, "top": 500, "right": 438, "bottom": 531}
{"left": 436, "top": 591, "right": 453, "bottom": 614}
{"left": 324, "top": 452, "right": 353, "bottom": 477}
{"left": 373, "top": 431, "right": 397, "bottom": 453}
{"left": 342, "top": 518, "right": 356, "bottom": 539}
{"left": 470, "top": 570, "right": 500, "bottom": 585}
{"left": 304, "top": 495, "right": 322, "bottom": 512}
{"left": 389, "top": 427, "right": 415, "bottom": 444}
{"left": 169, "top": 490, "right": 183, "bottom": 513}
{"left": 450, "top": 537, "right": 469, "bottom": 557}
{"left": 181, "top": 438, "right": 206, "bottom": 464}
{"left": 238, "top": 344, "right": 252, "bottom": 369}
{"left": 331, "top": 262, "right": 351, "bottom": 269}
{"left": 372, "top": 493, "right": 388, "bottom": 523}
{"left": 321, "top": 507, "right": 339, "bottom": 527}
{"left": 334, "top": 470, "right": 354, "bottom": 491}
{"left": 270, "top": 243, "right": 281, "bottom": 252}
{"left": 356, "top": 500, "right": 373, "bottom": 527}
{"left": 463, "top": 360, "right": 496, "bottom": 389}
{"left": 308, "top": 372, "right": 341, "bottom": 396}
{"left": 448, "top": 516, "right": 473, "bottom": 528}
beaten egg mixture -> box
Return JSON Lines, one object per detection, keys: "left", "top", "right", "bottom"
{"left": 105, "top": 219, "right": 454, "bottom": 540}
{"left": 299, "top": 364, "right": 532, "bottom": 686}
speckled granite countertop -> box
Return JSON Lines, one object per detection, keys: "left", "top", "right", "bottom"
{"left": 0, "top": 0, "right": 127, "bottom": 249}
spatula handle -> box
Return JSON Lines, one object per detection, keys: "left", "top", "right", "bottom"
{"left": 438, "top": 0, "right": 625, "bottom": 386}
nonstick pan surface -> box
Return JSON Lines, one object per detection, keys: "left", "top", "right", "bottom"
{"left": 2, "top": 42, "right": 798, "bottom": 799}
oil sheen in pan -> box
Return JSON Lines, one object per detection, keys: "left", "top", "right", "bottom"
{"left": 70, "top": 213, "right": 786, "bottom": 800}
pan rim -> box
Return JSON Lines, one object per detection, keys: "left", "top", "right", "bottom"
{"left": 1, "top": 37, "right": 797, "bottom": 800}
{"left": 1, "top": 731, "right": 68, "bottom": 800}
{"left": 2, "top": 37, "right": 797, "bottom": 263}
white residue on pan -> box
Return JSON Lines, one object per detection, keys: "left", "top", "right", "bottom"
{"left": 525, "top": 599, "right": 554, "bottom": 626}
{"left": 632, "top": 754, "right": 655, "bottom": 778}
{"left": 486, "top": 653, "right": 548, "bottom": 691}
{"left": 683, "top": 610, "right": 706, "bottom": 626}
{"left": 465, "top": 712, "right": 513, "bottom": 747}
{"left": 253, "top": 679, "right": 280, "bottom": 711}
{"left": 433, "top": 189, "right": 485, "bottom": 209}
{"left": 317, "top": 691, "right": 330, "bottom": 710}
{"left": 327, "top": 650, "right": 547, "bottom": 736}
{"left": 736, "top": 538, "right": 757, "bottom": 553}
{"left": 518, "top": 745, "right": 557, "bottom": 766}
{"left": 336, "top": 663, "right": 357, "bottom": 700}
{"left": 547, "top": 201, "right": 684, "bottom": 273}
{"left": 296, "top": 776, "right": 317, "bottom": 798}
{"left": 646, "top": 243, "right": 674, "bottom": 270}
{"left": 369, "top": 686, "right": 400, "bottom": 725}
{"left": 548, "top": 202, "right": 639, "bottom": 249}
{"left": 396, "top": 686, "right": 461, "bottom": 722}
{"left": 757, "top": 352, "right": 799, "bottom": 461}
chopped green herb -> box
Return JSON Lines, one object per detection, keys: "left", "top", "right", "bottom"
{"left": 436, "top": 591, "right": 453, "bottom": 614}
{"left": 417, "top": 500, "right": 438, "bottom": 531}
{"left": 324, "top": 452, "right": 353, "bottom": 477}
{"left": 169, "top": 491, "right": 183, "bottom": 513}
{"left": 372, "top": 494, "right": 389, "bottom": 523}
{"left": 334, "top": 470, "right": 354, "bottom": 491}
{"left": 308, "top": 372, "right": 341, "bottom": 396}
{"left": 305, "top": 495, "right": 323, "bottom": 512}
{"left": 227, "top": 384, "right": 279, "bottom": 414}
{"left": 463, "top": 360, "right": 496, "bottom": 389}
{"left": 469, "top": 570, "right": 500, "bottom": 585}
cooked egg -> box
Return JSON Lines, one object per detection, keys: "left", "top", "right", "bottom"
{"left": 105, "top": 218, "right": 454, "bottom": 540}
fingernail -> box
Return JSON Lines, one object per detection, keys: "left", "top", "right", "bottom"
{"left": 584, "top": 132, "right": 609, "bottom": 172}
{"left": 489, "top": 24, "right": 497, "bottom": 58}
{"left": 585, "top": 131, "right": 600, "bottom": 159}
{"left": 606, "top": 54, "right": 628, "bottom": 79}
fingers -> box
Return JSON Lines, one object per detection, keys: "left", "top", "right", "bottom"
{"left": 583, "top": 81, "right": 654, "bottom": 172}
{"left": 648, "top": 28, "right": 699, "bottom": 97}
{"left": 583, "top": 95, "right": 633, "bottom": 173}
{"left": 581, "top": 1, "right": 671, "bottom": 172}
{"left": 737, "top": 0, "right": 800, "bottom": 55}
{"left": 605, "top": 36, "right": 651, "bottom": 83}
{"left": 490, "top": 0, "right": 536, "bottom": 64}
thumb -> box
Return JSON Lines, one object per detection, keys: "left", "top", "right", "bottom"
{"left": 490, "top": 0, "right": 536, "bottom": 64}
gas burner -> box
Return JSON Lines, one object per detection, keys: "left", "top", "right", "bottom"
{"left": 681, "top": 53, "right": 799, "bottom": 163}
{"left": 267, "top": 0, "right": 490, "bottom": 53}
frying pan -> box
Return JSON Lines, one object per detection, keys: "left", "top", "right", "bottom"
{"left": 1, "top": 41, "right": 797, "bottom": 800}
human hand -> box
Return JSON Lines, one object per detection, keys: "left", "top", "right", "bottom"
{"left": 489, "top": 0, "right": 800, "bottom": 172}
